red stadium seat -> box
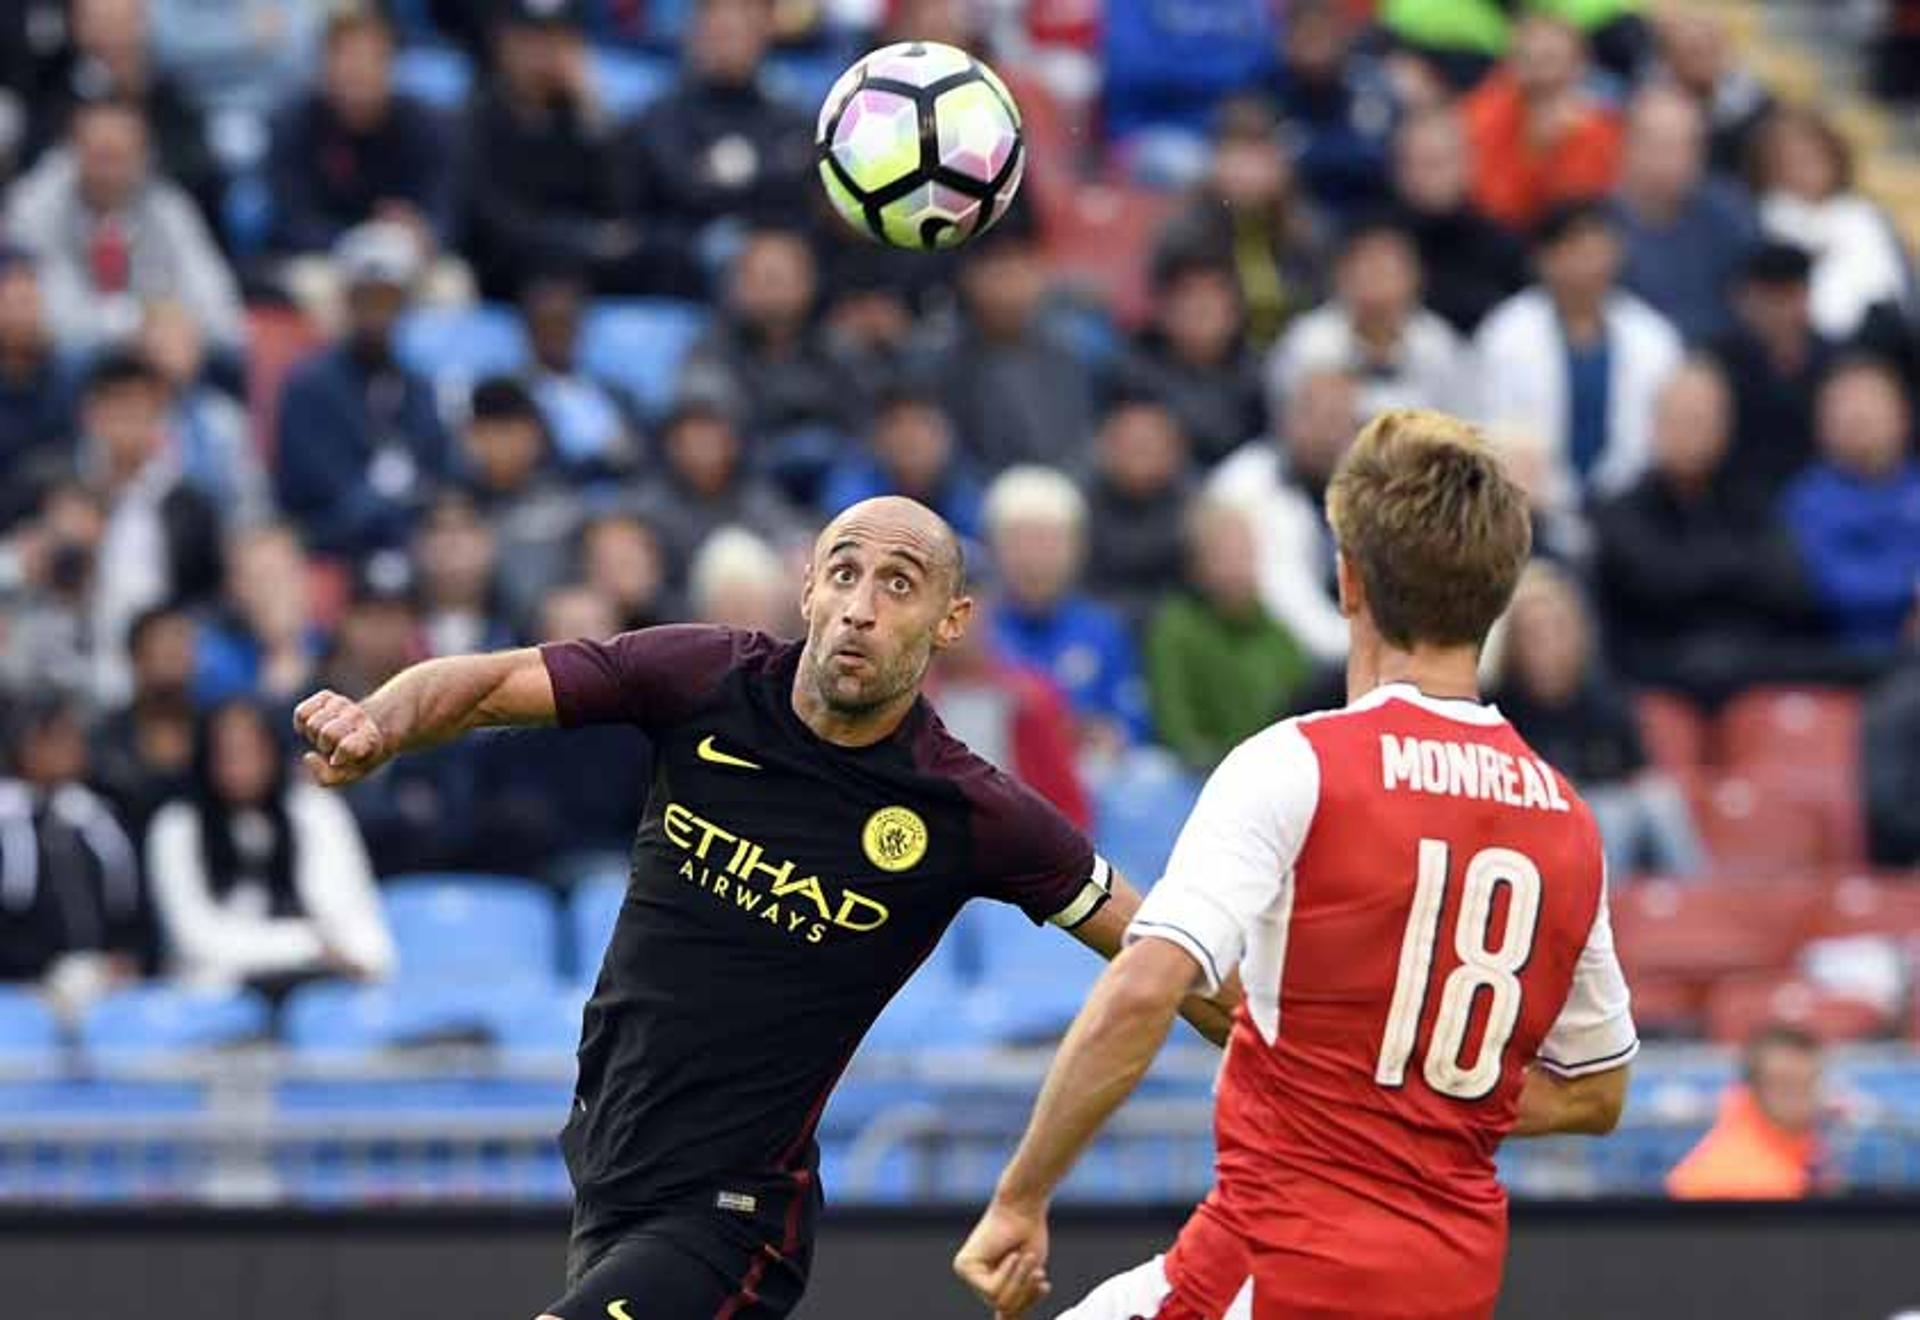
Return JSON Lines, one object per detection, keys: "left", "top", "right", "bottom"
{"left": 1718, "top": 686, "right": 1862, "bottom": 781}
{"left": 1039, "top": 183, "right": 1175, "bottom": 327}
{"left": 1612, "top": 878, "right": 1821, "bottom": 991}
{"left": 246, "top": 304, "right": 322, "bottom": 466}
{"left": 1636, "top": 690, "right": 1710, "bottom": 778}
{"left": 1812, "top": 873, "right": 1920, "bottom": 940}
{"left": 1691, "top": 773, "right": 1831, "bottom": 876}
{"left": 1703, "top": 974, "right": 1892, "bottom": 1045}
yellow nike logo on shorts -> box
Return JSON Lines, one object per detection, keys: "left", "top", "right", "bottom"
{"left": 696, "top": 735, "right": 762, "bottom": 771}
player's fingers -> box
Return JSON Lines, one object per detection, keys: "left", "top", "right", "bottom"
{"left": 302, "top": 751, "right": 340, "bottom": 787}
{"left": 961, "top": 1247, "right": 1019, "bottom": 1305}
{"left": 293, "top": 691, "right": 339, "bottom": 738}
{"left": 314, "top": 711, "right": 363, "bottom": 758}
{"left": 330, "top": 722, "right": 381, "bottom": 767}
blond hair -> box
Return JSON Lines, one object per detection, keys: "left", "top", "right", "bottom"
{"left": 1325, "top": 409, "right": 1532, "bottom": 649}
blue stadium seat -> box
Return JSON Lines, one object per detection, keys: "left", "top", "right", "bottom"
{"left": 381, "top": 873, "right": 560, "bottom": 984}
{"left": 393, "top": 305, "right": 531, "bottom": 389}
{"left": 0, "top": 987, "right": 60, "bottom": 1063}
{"left": 569, "top": 872, "right": 628, "bottom": 980}
{"left": 283, "top": 978, "right": 546, "bottom": 1055}
{"left": 492, "top": 983, "right": 589, "bottom": 1058}
{"left": 590, "top": 49, "right": 676, "bottom": 118}
{"left": 391, "top": 44, "right": 473, "bottom": 111}
{"left": 77, "top": 986, "right": 270, "bottom": 1062}
{"left": 955, "top": 900, "right": 1103, "bottom": 1044}
{"left": 765, "top": 52, "right": 846, "bottom": 112}
{"left": 1092, "top": 756, "right": 1203, "bottom": 888}
{"left": 577, "top": 300, "right": 708, "bottom": 417}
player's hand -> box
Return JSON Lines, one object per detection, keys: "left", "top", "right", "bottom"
{"left": 293, "top": 689, "right": 392, "bottom": 788}
{"left": 953, "top": 1197, "right": 1051, "bottom": 1317}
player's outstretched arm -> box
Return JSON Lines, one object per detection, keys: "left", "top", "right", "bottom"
{"left": 1067, "top": 870, "right": 1241, "bottom": 1047}
{"left": 954, "top": 937, "right": 1199, "bottom": 1316}
{"left": 1512, "top": 1063, "right": 1630, "bottom": 1137}
{"left": 294, "top": 648, "right": 556, "bottom": 788}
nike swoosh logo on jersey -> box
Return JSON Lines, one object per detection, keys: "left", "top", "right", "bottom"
{"left": 607, "top": 1301, "right": 635, "bottom": 1320}
{"left": 696, "top": 735, "right": 763, "bottom": 771}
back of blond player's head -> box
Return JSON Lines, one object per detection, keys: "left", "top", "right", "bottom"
{"left": 1325, "top": 409, "right": 1532, "bottom": 651}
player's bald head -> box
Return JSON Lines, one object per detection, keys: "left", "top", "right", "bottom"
{"left": 815, "top": 496, "right": 966, "bottom": 597}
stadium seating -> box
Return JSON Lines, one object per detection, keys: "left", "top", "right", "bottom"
{"left": 77, "top": 986, "right": 272, "bottom": 1063}
{"left": 1690, "top": 773, "right": 1835, "bottom": 876}
{"left": 588, "top": 49, "right": 677, "bottom": 118}
{"left": 0, "top": 988, "right": 61, "bottom": 1064}
{"left": 568, "top": 871, "right": 628, "bottom": 982}
{"left": 1092, "top": 755, "right": 1203, "bottom": 887}
{"left": 1037, "top": 184, "right": 1176, "bottom": 328}
{"left": 955, "top": 899, "right": 1104, "bottom": 1044}
{"left": 576, "top": 299, "right": 709, "bottom": 417}
{"left": 283, "top": 978, "right": 533, "bottom": 1055}
{"left": 1635, "top": 691, "right": 1711, "bottom": 780}
{"left": 393, "top": 305, "right": 532, "bottom": 392}
{"left": 380, "top": 873, "right": 561, "bottom": 985}
{"left": 1719, "top": 687, "right": 1863, "bottom": 782}
{"left": 243, "top": 305, "right": 323, "bottom": 465}
{"left": 391, "top": 44, "right": 473, "bottom": 111}
{"left": 1612, "top": 879, "right": 1825, "bottom": 1033}
{"left": 1703, "top": 974, "right": 1893, "bottom": 1045}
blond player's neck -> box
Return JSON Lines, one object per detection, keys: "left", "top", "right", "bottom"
{"left": 1347, "top": 640, "right": 1483, "bottom": 706}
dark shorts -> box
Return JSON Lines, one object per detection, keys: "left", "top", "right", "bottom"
{"left": 547, "top": 1176, "right": 820, "bottom": 1320}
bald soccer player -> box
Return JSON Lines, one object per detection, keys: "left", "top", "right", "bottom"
{"left": 293, "top": 497, "right": 1238, "bottom": 1320}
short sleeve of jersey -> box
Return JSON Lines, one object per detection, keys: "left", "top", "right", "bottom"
{"left": 1536, "top": 877, "right": 1640, "bottom": 1078}
{"left": 966, "top": 768, "right": 1111, "bottom": 929}
{"left": 539, "top": 624, "right": 745, "bottom": 735}
{"left": 1126, "top": 721, "right": 1320, "bottom": 994}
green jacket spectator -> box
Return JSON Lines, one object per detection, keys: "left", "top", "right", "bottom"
{"left": 1147, "top": 501, "right": 1309, "bottom": 769}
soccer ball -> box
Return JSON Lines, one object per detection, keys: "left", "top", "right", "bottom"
{"left": 815, "top": 41, "right": 1025, "bottom": 251}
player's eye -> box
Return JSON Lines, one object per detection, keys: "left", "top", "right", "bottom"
{"left": 830, "top": 565, "right": 857, "bottom": 586}
{"left": 887, "top": 575, "right": 913, "bottom": 595}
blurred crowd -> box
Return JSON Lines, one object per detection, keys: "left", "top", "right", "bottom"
{"left": 0, "top": 0, "right": 1919, "bottom": 1024}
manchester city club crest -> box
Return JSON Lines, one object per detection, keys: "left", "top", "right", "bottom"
{"left": 861, "top": 806, "right": 928, "bottom": 873}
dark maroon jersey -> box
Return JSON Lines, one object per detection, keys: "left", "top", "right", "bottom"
{"left": 539, "top": 625, "right": 1109, "bottom": 1215}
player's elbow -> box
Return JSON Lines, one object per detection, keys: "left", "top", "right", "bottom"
{"left": 1094, "top": 942, "right": 1197, "bottom": 1028}
{"left": 1574, "top": 1068, "right": 1630, "bottom": 1135}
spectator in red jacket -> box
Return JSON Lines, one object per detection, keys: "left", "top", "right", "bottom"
{"left": 927, "top": 595, "right": 1090, "bottom": 831}
{"left": 1462, "top": 14, "right": 1622, "bottom": 232}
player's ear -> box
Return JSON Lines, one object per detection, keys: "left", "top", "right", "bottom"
{"left": 1335, "top": 552, "right": 1362, "bottom": 621}
{"left": 933, "top": 593, "right": 974, "bottom": 651}
{"left": 798, "top": 562, "right": 815, "bottom": 616}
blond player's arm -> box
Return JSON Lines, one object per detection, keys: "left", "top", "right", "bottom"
{"left": 1068, "top": 869, "right": 1242, "bottom": 1047}
{"left": 1512, "top": 1064, "right": 1630, "bottom": 1137}
{"left": 293, "top": 649, "right": 556, "bottom": 787}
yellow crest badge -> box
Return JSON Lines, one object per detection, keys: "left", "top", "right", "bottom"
{"left": 862, "top": 806, "right": 928, "bottom": 873}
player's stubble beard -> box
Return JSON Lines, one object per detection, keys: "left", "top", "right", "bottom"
{"left": 804, "top": 628, "right": 934, "bottom": 721}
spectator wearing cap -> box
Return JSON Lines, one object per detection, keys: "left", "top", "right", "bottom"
{"left": 681, "top": 228, "right": 859, "bottom": 493}
{"left": 924, "top": 592, "right": 1091, "bottom": 830}
{"left": 518, "top": 274, "right": 640, "bottom": 481}
{"left": 819, "top": 389, "right": 984, "bottom": 542}
{"left": 1081, "top": 395, "right": 1195, "bottom": 636}
{"left": 1476, "top": 202, "right": 1683, "bottom": 502}
{"left": 628, "top": 400, "right": 804, "bottom": 585}
{"left": 0, "top": 253, "right": 69, "bottom": 521}
{"left": 460, "top": 375, "right": 580, "bottom": 626}
{"left": 463, "top": 0, "right": 647, "bottom": 299}
{"left": 470, "top": 583, "right": 650, "bottom": 881}
{"left": 1147, "top": 498, "right": 1308, "bottom": 771}
{"left": 268, "top": 7, "right": 455, "bottom": 261}
{"left": 1122, "top": 253, "right": 1266, "bottom": 466}
{"left": 79, "top": 350, "right": 225, "bottom": 704}
{"left": 1461, "top": 14, "right": 1622, "bottom": 232}
{"left": 985, "top": 465, "right": 1150, "bottom": 755}
{"left": 1262, "top": 0, "right": 1396, "bottom": 217}
{"left": 192, "top": 520, "right": 322, "bottom": 708}
{"left": 628, "top": 0, "right": 815, "bottom": 289}
{"left": 23, "top": 0, "right": 223, "bottom": 229}
{"left": 6, "top": 97, "right": 242, "bottom": 355}
{"left": 1655, "top": 7, "right": 1775, "bottom": 179}
{"left": 1781, "top": 359, "right": 1920, "bottom": 658}
{"left": 145, "top": 697, "right": 393, "bottom": 991}
{"left": 1154, "top": 95, "right": 1329, "bottom": 349}
{"left": 412, "top": 491, "right": 513, "bottom": 659}
{"left": 1750, "top": 107, "right": 1913, "bottom": 340}
{"left": 1708, "top": 241, "right": 1835, "bottom": 511}
{"left": 273, "top": 222, "right": 454, "bottom": 562}
{"left": 1209, "top": 367, "right": 1357, "bottom": 666}
{"left": 1385, "top": 109, "right": 1528, "bottom": 337}
{"left": 1592, "top": 359, "right": 1820, "bottom": 705}
{"left": 0, "top": 692, "right": 150, "bottom": 1002}
{"left": 932, "top": 224, "right": 1096, "bottom": 472}
{"left": 137, "top": 298, "right": 270, "bottom": 527}
{"left": 1608, "top": 85, "right": 1759, "bottom": 345}
{"left": 1272, "top": 217, "right": 1473, "bottom": 422}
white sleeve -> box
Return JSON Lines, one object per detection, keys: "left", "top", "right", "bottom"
{"left": 290, "top": 786, "right": 396, "bottom": 980}
{"left": 1536, "top": 880, "right": 1639, "bottom": 1078}
{"left": 1124, "top": 722, "right": 1319, "bottom": 994}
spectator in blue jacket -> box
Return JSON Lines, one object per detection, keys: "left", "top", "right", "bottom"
{"left": 985, "top": 464, "right": 1150, "bottom": 753}
{"left": 1101, "top": 0, "right": 1279, "bottom": 180}
{"left": 1266, "top": 0, "right": 1397, "bottom": 217}
{"left": 819, "top": 386, "right": 983, "bottom": 540}
{"left": 273, "top": 222, "right": 453, "bottom": 563}
{"left": 267, "top": 7, "right": 455, "bottom": 258}
{"left": 1608, "top": 85, "right": 1759, "bottom": 345}
{"left": 1782, "top": 358, "right": 1920, "bottom": 656}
